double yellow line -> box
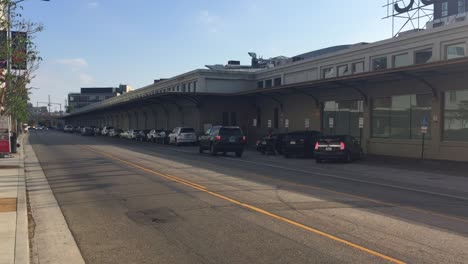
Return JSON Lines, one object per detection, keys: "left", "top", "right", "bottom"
{"left": 83, "top": 146, "right": 405, "bottom": 264}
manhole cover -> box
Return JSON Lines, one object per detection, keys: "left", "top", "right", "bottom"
{"left": 127, "top": 207, "right": 180, "bottom": 225}
{"left": 0, "top": 198, "right": 17, "bottom": 212}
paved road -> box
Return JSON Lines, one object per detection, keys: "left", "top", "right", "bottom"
{"left": 29, "top": 131, "right": 468, "bottom": 264}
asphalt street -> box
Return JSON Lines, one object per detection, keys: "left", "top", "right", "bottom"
{"left": 29, "top": 131, "right": 468, "bottom": 264}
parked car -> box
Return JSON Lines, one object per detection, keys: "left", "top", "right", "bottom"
{"left": 108, "top": 128, "right": 123, "bottom": 137}
{"left": 282, "top": 130, "right": 321, "bottom": 158}
{"left": 119, "top": 130, "right": 130, "bottom": 139}
{"left": 314, "top": 135, "right": 363, "bottom": 163}
{"left": 128, "top": 129, "right": 140, "bottom": 140}
{"left": 199, "top": 126, "right": 246, "bottom": 157}
{"left": 64, "top": 125, "right": 73, "bottom": 133}
{"left": 136, "top": 130, "right": 149, "bottom": 141}
{"left": 169, "top": 127, "right": 197, "bottom": 145}
{"left": 101, "top": 126, "right": 114, "bottom": 136}
{"left": 147, "top": 129, "right": 162, "bottom": 142}
{"left": 256, "top": 133, "right": 286, "bottom": 155}
{"left": 158, "top": 130, "right": 172, "bottom": 144}
{"left": 73, "top": 126, "right": 82, "bottom": 133}
{"left": 81, "top": 127, "right": 95, "bottom": 136}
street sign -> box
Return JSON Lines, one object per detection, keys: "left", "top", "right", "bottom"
{"left": 359, "top": 117, "right": 364, "bottom": 129}
{"left": 305, "top": 118, "right": 310, "bottom": 129}
{"left": 329, "top": 117, "right": 334, "bottom": 129}
{"left": 421, "top": 126, "right": 428, "bottom": 134}
{"left": 253, "top": 118, "right": 257, "bottom": 127}
{"left": 285, "top": 119, "right": 289, "bottom": 128}
{"left": 268, "top": 120, "right": 272, "bottom": 128}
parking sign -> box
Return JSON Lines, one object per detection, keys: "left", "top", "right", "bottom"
{"left": 359, "top": 117, "right": 364, "bottom": 129}
{"left": 285, "top": 119, "right": 289, "bottom": 128}
{"left": 268, "top": 120, "right": 272, "bottom": 128}
{"left": 253, "top": 119, "right": 257, "bottom": 127}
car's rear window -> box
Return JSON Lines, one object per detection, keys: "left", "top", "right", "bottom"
{"left": 181, "top": 128, "right": 195, "bottom": 133}
{"left": 319, "top": 136, "right": 346, "bottom": 143}
{"left": 219, "top": 128, "right": 242, "bottom": 136}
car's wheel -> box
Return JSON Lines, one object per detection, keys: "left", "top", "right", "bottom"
{"left": 210, "top": 144, "right": 217, "bottom": 156}
{"left": 235, "top": 151, "right": 243, "bottom": 158}
{"left": 199, "top": 146, "right": 204, "bottom": 154}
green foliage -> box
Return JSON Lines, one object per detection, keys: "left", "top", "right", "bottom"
{"left": 0, "top": 0, "right": 44, "bottom": 122}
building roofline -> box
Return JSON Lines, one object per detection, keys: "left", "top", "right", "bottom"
{"left": 237, "top": 57, "right": 468, "bottom": 95}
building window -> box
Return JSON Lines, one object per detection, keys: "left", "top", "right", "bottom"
{"left": 393, "top": 53, "right": 411, "bottom": 68}
{"left": 322, "top": 67, "right": 335, "bottom": 79}
{"left": 449, "top": 91, "right": 457, "bottom": 102}
{"left": 193, "top": 81, "right": 197, "bottom": 92}
{"left": 459, "top": 0, "right": 466, "bottom": 13}
{"left": 414, "top": 49, "right": 433, "bottom": 64}
{"left": 257, "top": 81, "right": 264, "bottom": 89}
{"left": 446, "top": 43, "right": 465, "bottom": 59}
{"left": 274, "top": 108, "right": 279, "bottom": 129}
{"left": 444, "top": 89, "right": 468, "bottom": 141}
{"left": 337, "top": 64, "right": 349, "bottom": 77}
{"left": 177, "top": 85, "right": 180, "bottom": 92}
{"left": 372, "top": 57, "right": 388, "bottom": 71}
{"left": 323, "top": 100, "right": 364, "bottom": 137}
{"left": 372, "top": 94, "right": 432, "bottom": 139}
{"left": 274, "top": 77, "right": 282, "bottom": 86}
{"left": 352, "top": 62, "right": 364, "bottom": 74}
{"left": 265, "top": 79, "right": 273, "bottom": 88}
{"left": 182, "top": 84, "right": 186, "bottom": 92}
{"left": 222, "top": 112, "right": 229, "bottom": 126}
{"left": 69, "top": 96, "right": 74, "bottom": 101}
{"left": 442, "top": 1, "right": 448, "bottom": 17}
{"left": 230, "top": 112, "right": 237, "bottom": 126}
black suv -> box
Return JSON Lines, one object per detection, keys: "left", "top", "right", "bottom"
{"left": 282, "top": 130, "right": 321, "bottom": 158}
{"left": 199, "top": 126, "right": 246, "bottom": 157}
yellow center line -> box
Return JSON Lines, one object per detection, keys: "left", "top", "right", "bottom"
{"left": 82, "top": 146, "right": 405, "bottom": 264}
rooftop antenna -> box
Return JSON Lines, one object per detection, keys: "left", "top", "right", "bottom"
{"left": 383, "top": 0, "right": 435, "bottom": 37}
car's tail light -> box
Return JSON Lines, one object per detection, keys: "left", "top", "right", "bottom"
{"left": 340, "top": 142, "right": 345, "bottom": 150}
{"left": 242, "top": 136, "right": 246, "bottom": 141}
{"left": 216, "top": 135, "right": 221, "bottom": 141}
{"left": 314, "top": 142, "right": 319, "bottom": 150}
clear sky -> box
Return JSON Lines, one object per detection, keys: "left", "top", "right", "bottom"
{"left": 22, "top": 0, "right": 410, "bottom": 111}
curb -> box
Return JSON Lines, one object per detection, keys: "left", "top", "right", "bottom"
{"left": 15, "top": 134, "right": 29, "bottom": 264}
{"left": 24, "top": 134, "right": 86, "bottom": 264}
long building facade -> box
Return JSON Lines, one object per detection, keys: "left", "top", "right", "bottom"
{"left": 65, "top": 20, "right": 468, "bottom": 162}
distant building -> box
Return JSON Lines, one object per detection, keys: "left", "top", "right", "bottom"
{"left": 428, "top": 0, "right": 467, "bottom": 28}
{"left": 27, "top": 103, "right": 48, "bottom": 114}
{"left": 67, "top": 85, "right": 134, "bottom": 112}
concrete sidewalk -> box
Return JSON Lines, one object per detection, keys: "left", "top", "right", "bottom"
{"left": 0, "top": 136, "right": 29, "bottom": 264}
{"left": 0, "top": 134, "right": 85, "bottom": 264}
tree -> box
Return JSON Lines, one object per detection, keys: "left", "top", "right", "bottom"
{"left": 0, "top": 0, "right": 44, "bottom": 123}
